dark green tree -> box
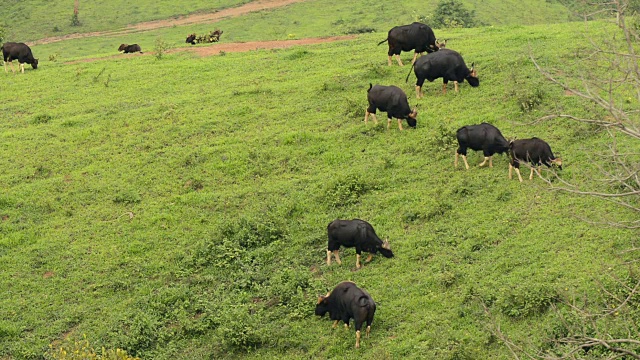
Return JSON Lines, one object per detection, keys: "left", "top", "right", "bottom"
{"left": 432, "top": 0, "right": 477, "bottom": 28}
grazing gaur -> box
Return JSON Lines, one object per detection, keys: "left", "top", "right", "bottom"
{"left": 509, "top": 138, "right": 562, "bottom": 182}
{"left": 187, "top": 30, "right": 223, "bottom": 45}
{"left": 2, "top": 42, "right": 38, "bottom": 73}
{"left": 118, "top": 44, "right": 142, "bottom": 53}
{"left": 365, "top": 84, "right": 417, "bottom": 131}
{"left": 327, "top": 219, "right": 394, "bottom": 269}
{"left": 407, "top": 48, "right": 479, "bottom": 98}
{"left": 315, "top": 281, "right": 376, "bottom": 348}
{"left": 378, "top": 22, "right": 443, "bottom": 66}
{"left": 455, "top": 123, "right": 510, "bottom": 169}
{"left": 210, "top": 29, "right": 223, "bottom": 42}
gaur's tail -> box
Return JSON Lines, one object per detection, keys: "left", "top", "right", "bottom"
{"left": 378, "top": 247, "right": 394, "bottom": 258}
{"left": 367, "top": 83, "right": 373, "bottom": 92}
{"left": 377, "top": 38, "right": 388, "bottom": 46}
{"left": 405, "top": 62, "right": 416, "bottom": 83}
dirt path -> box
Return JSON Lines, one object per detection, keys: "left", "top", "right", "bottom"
{"left": 64, "top": 35, "right": 356, "bottom": 64}
{"left": 29, "top": 0, "right": 307, "bottom": 46}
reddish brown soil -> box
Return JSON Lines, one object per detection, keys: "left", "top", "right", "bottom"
{"left": 29, "top": 0, "right": 307, "bottom": 46}
{"left": 185, "top": 35, "right": 356, "bottom": 56}
{"left": 64, "top": 36, "right": 356, "bottom": 64}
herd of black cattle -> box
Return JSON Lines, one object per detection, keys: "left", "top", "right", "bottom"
{"left": 320, "top": 22, "right": 562, "bottom": 349}
{"left": 1, "top": 21, "right": 563, "bottom": 349}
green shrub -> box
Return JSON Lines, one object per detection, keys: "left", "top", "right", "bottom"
{"left": 221, "top": 216, "right": 287, "bottom": 250}
{"left": 154, "top": 38, "right": 169, "bottom": 60}
{"left": 326, "top": 174, "right": 377, "bottom": 208}
{"left": 113, "top": 190, "right": 141, "bottom": 204}
{"left": 514, "top": 86, "right": 545, "bottom": 112}
{"left": 496, "top": 283, "right": 559, "bottom": 318}
{"left": 431, "top": 0, "right": 478, "bottom": 28}
{"left": 33, "top": 114, "right": 53, "bottom": 124}
{"left": 284, "top": 49, "right": 310, "bottom": 60}
{"left": 216, "top": 306, "right": 266, "bottom": 351}
{"left": 426, "top": 123, "right": 457, "bottom": 152}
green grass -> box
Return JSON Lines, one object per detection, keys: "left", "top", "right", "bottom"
{"left": 1, "top": 8, "right": 638, "bottom": 360}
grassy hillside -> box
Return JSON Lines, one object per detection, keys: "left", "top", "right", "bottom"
{"left": 2, "top": 0, "right": 578, "bottom": 43}
{"left": 1, "top": 11, "right": 638, "bottom": 360}
{"left": 0, "top": 0, "right": 250, "bottom": 42}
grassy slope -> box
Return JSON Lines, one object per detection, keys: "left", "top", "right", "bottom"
{"left": 1, "top": 4, "right": 637, "bottom": 360}
{"left": 2, "top": 0, "right": 576, "bottom": 43}
{"left": 1, "top": 0, "right": 251, "bottom": 42}
{"left": 30, "top": 0, "right": 575, "bottom": 65}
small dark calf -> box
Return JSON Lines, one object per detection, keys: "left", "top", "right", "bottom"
{"left": 327, "top": 219, "right": 394, "bottom": 269}
{"left": 118, "top": 44, "right": 142, "bottom": 53}
{"left": 2, "top": 42, "right": 38, "bottom": 73}
{"left": 509, "top": 138, "right": 562, "bottom": 182}
{"left": 455, "top": 123, "right": 510, "bottom": 169}
{"left": 315, "top": 281, "right": 376, "bottom": 348}
{"left": 365, "top": 84, "right": 417, "bottom": 131}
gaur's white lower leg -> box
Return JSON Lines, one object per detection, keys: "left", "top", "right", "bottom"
{"left": 332, "top": 320, "right": 339, "bottom": 329}
{"left": 370, "top": 113, "right": 378, "bottom": 124}
{"left": 395, "top": 54, "right": 403, "bottom": 66}
{"left": 529, "top": 167, "right": 535, "bottom": 180}
{"left": 489, "top": 157, "right": 494, "bottom": 168}
{"left": 455, "top": 152, "right": 459, "bottom": 167}
{"left": 442, "top": 83, "right": 447, "bottom": 94}
{"left": 366, "top": 325, "right": 371, "bottom": 337}
{"left": 386, "top": 119, "right": 391, "bottom": 130}
{"left": 366, "top": 254, "right": 373, "bottom": 263}
{"left": 415, "top": 85, "right": 423, "bottom": 99}
{"left": 462, "top": 155, "right": 470, "bottom": 170}
{"left": 515, "top": 168, "right": 523, "bottom": 182}
{"left": 387, "top": 55, "right": 392, "bottom": 66}
{"left": 478, "top": 156, "right": 490, "bottom": 167}
{"left": 411, "top": 52, "right": 418, "bottom": 64}
{"left": 454, "top": 81, "right": 459, "bottom": 92}
{"left": 509, "top": 164, "right": 513, "bottom": 179}
{"left": 356, "top": 330, "right": 361, "bottom": 348}
{"left": 356, "top": 254, "right": 361, "bottom": 269}
{"left": 327, "top": 250, "right": 331, "bottom": 265}
{"left": 397, "top": 119, "right": 403, "bottom": 131}
{"left": 333, "top": 250, "right": 341, "bottom": 265}
{"left": 20, "top": 63, "right": 25, "bottom": 73}
{"left": 364, "top": 111, "right": 369, "bottom": 124}
{"left": 3, "top": 61, "right": 7, "bottom": 73}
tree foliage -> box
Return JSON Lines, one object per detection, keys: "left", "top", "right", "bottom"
{"left": 431, "top": 0, "right": 478, "bottom": 28}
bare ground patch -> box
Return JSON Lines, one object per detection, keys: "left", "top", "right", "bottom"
{"left": 65, "top": 36, "right": 356, "bottom": 64}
